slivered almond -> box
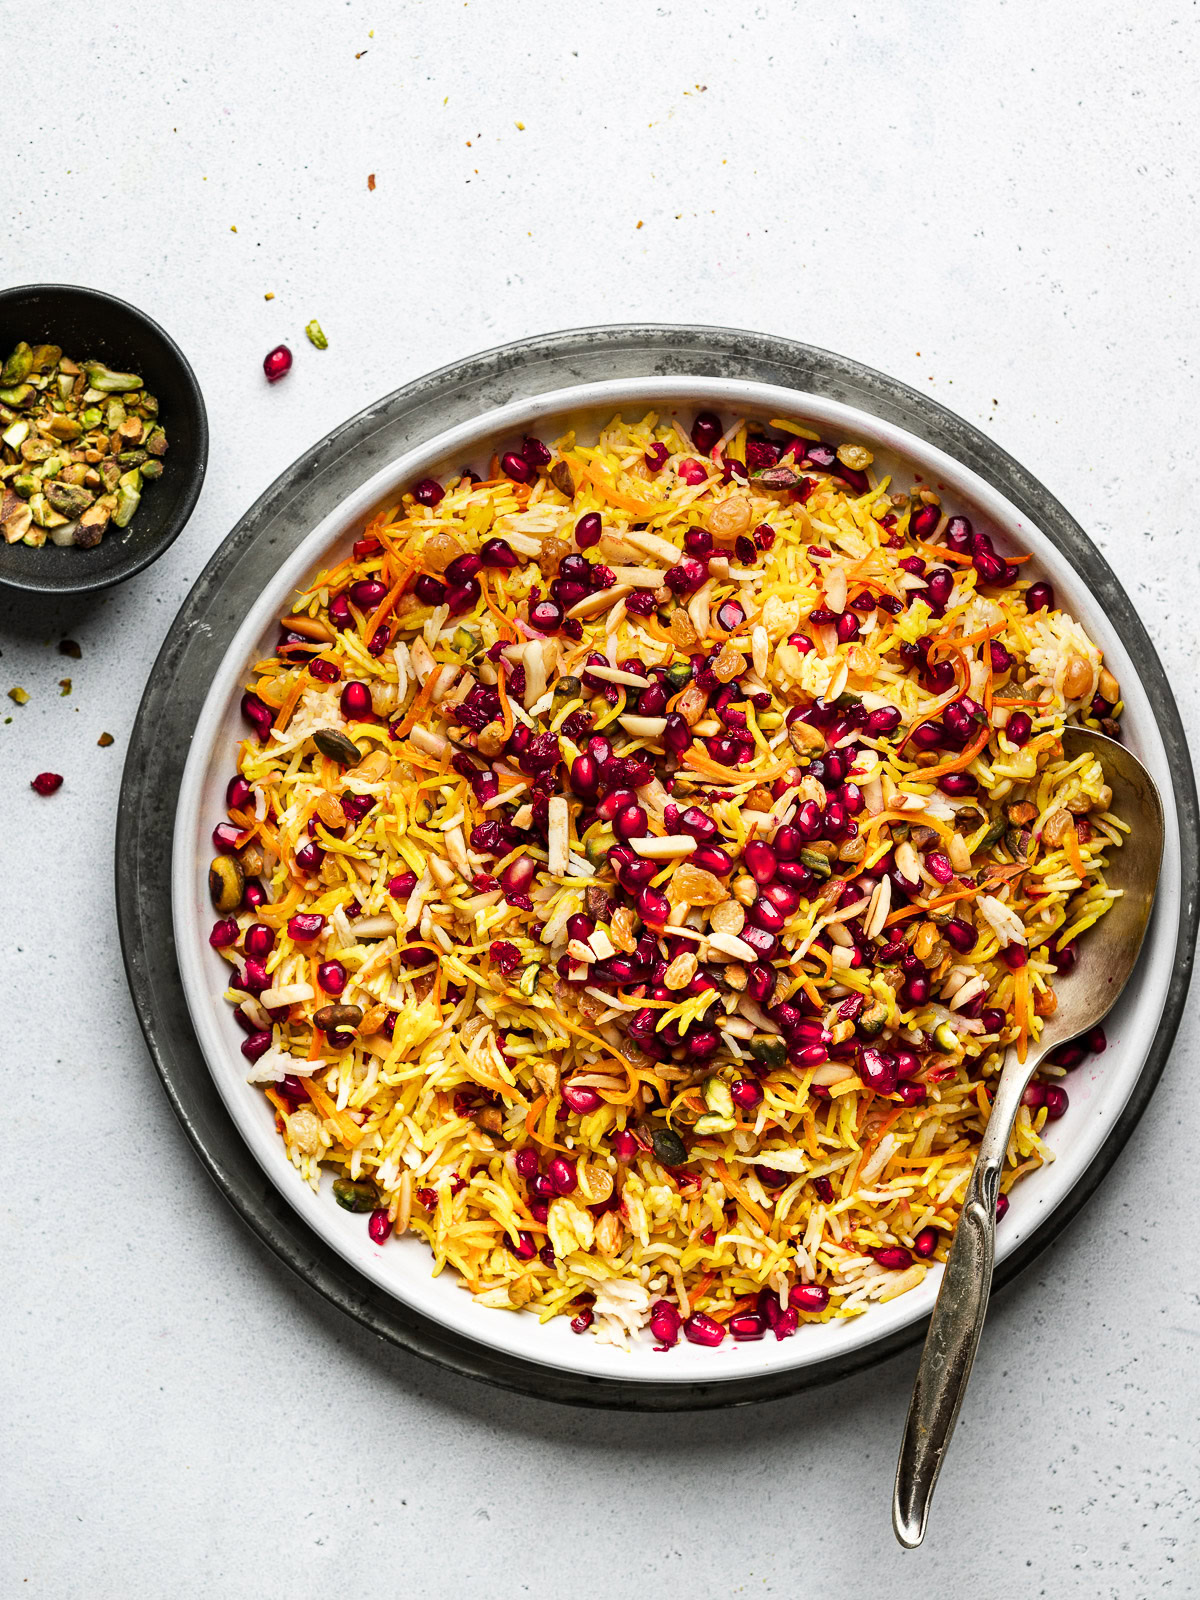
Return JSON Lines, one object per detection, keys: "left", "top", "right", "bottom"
{"left": 622, "top": 526, "right": 681, "bottom": 564}
{"left": 607, "top": 565, "right": 668, "bottom": 585}
{"left": 629, "top": 834, "right": 697, "bottom": 860}
{"left": 585, "top": 663, "right": 651, "bottom": 688}
{"left": 706, "top": 929, "right": 758, "bottom": 962}
{"left": 547, "top": 796, "right": 569, "bottom": 875}
{"left": 409, "top": 725, "right": 449, "bottom": 758}
{"left": 566, "top": 584, "right": 634, "bottom": 620}
{"left": 618, "top": 714, "right": 668, "bottom": 738}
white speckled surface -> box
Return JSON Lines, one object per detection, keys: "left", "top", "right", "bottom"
{"left": 3, "top": 3, "right": 1198, "bottom": 1594}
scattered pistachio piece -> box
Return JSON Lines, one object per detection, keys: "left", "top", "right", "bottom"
{"left": 8, "top": 686, "right": 29, "bottom": 704}
{"left": 305, "top": 319, "right": 329, "bottom": 350}
{"left": 59, "top": 678, "right": 71, "bottom": 696}
{"left": 97, "top": 732, "right": 115, "bottom": 747}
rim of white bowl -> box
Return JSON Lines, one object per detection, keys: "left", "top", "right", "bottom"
{"left": 172, "top": 375, "right": 1180, "bottom": 1384}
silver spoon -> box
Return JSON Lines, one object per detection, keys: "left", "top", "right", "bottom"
{"left": 892, "top": 727, "right": 1164, "bottom": 1549}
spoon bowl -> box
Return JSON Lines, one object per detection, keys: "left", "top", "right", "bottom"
{"left": 893, "top": 727, "right": 1165, "bottom": 1549}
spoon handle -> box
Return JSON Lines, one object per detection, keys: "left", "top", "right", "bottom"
{"left": 892, "top": 1044, "right": 1035, "bottom": 1548}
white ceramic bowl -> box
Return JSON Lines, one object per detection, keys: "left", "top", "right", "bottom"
{"left": 173, "top": 377, "right": 1180, "bottom": 1384}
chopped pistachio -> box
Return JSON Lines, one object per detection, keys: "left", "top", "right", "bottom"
{"left": 139, "top": 458, "right": 163, "bottom": 480}
{"left": 97, "top": 731, "right": 114, "bottom": 747}
{"left": 0, "top": 341, "right": 167, "bottom": 548}
{"left": 7, "top": 687, "right": 29, "bottom": 705}
{"left": 112, "top": 475, "right": 141, "bottom": 529}
{"left": 59, "top": 678, "right": 72, "bottom": 696}
{"left": 44, "top": 479, "right": 95, "bottom": 518}
{"left": 305, "top": 319, "right": 329, "bottom": 349}
{"left": 81, "top": 361, "right": 142, "bottom": 393}
{"left": 0, "top": 342, "right": 33, "bottom": 386}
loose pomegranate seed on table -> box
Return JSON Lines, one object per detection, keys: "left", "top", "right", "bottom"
{"left": 199, "top": 405, "right": 1129, "bottom": 1356}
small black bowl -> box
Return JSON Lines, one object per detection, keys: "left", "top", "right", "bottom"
{"left": 0, "top": 283, "right": 207, "bottom": 594}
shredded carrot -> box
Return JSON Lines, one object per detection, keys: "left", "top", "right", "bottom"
{"left": 496, "top": 667, "right": 515, "bottom": 740}
{"left": 273, "top": 672, "right": 308, "bottom": 733}
{"left": 916, "top": 540, "right": 973, "bottom": 566}
{"left": 300, "top": 1075, "right": 364, "bottom": 1146}
{"left": 1063, "top": 823, "right": 1086, "bottom": 879}
{"left": 1013, "top": 965, "right": 1030, "bottom": 1061}
{"left": 255, "top": 885, "right": 303, "bottom": 929}
{"left": 365, "top": 562, "right": 413, "bottom": 638}
{"left": 480, "top": 573, "right": 519, "bottom": 642}
{"left": 393, "top": 668, "right": 442, "bottom": 738}
{"left": 714, "top": 1160, "right": 775, "bottom": 1232}
{"left": 913, "top": 723, "right": 991, "bottom": 781}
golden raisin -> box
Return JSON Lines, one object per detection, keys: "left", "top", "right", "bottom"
{"left": 707, "top": 495, "right": 752, "bottom": 539}
{"left": 668, "top": 864, "right": 726, "bottom": 906}
{"left": 537, "top": 537, "right": 570, "bottom": 578}
{"left": 713, "top": 642, "right": 744, "bottom": 682}
{"left": 670, "top": 609, "right": 698, "bottom": 649}
{"left": 422, "top": 533, "right": 463, "bottom": 573}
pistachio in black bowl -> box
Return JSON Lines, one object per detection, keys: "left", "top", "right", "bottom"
{"left": 0, "top": 283, "right": 207, "bottom": 595}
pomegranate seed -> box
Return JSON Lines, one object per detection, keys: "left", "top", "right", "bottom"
{"left": 412, "top": 477, "right": 444, "bottom": 506}
{"left": 743, "top": 839, "right": 777, "bottom": 884}
{"left": 789, "top": 1283, "right": 830, "bottom": 1313}
{"left": 872, "top": 1246, "right": 912, "bottom": 1270}
{"left": 446, "top": 579, "right": 480, "bottom": 616}
{"left": 30, "top": 771, "right": 64, "bottom": 795}
{"left": 945, "top": 918, "right": 976, "bottom": 953}
{"left": 729, "top": 1313, "right": 765, "bottom": 1341}
{"left": 575, "top": 511, "right": 602, "bottom": 547}
{"left": 340, "top": 680, "right": 372, "bottom": 720}
{"left": 730, "top": 1079, "right": 763, "bottom": 1110}
{"left": 262, "top": 344, "right": 292, "bottom": 382}
{"left": 683, "top": 1311, "right": 726, "bottom": 1347}
{"left": 241, "top": 1030, "right": 273, "bottom": 1062}
{"left": 530, "top": 597, "right": 564, "bottom": 633}
{"left": 349, "top": 578, "right": 387, "bottom": 610}
{"left": 522, "top": 435, "right": 551, "bottom": 467}
{"left": 691, "top": 412, "right": 723, "bottom": 454}
{"left": 209, "top": 918, "right": 239, "bottom": 948}
{"left": 318, "top": 960, "right": 347, "bottom": 995}
{"left": 650, "top": 1300, "right": 682, "bottom": 1347}
{"left": 1087, "top": 1025, "right": 1107, "bottom": 1053}
{"left": 773, "top": 1307, "right": 800, "bottom": 1340}
{"left": 479, "top": 537, "right": 518, "bottom": 569}
{"left": 995, "top": 1192, "right": 1010, "bottom": 1222}
{"left": 677, "top": 458, "right": 707, "bottom": 486}
{"left": 547, "top": 1155, "right": 578, "bottom": 1195}
{"left": 287, "top": 912, "right": 326, "bottom": 941}
{"left": 1043, "top": 1085, "right": 1069, "bottom": 1121}
{"left": 913, "top": 1228, "right": 938, "bottom": 1259}
{"left": 690, "top": 843, "right": 732, "bottom": 875}
{"left": 368, "top": 1209, "right": 393, "bottom": 1244}
{"left": 561, "top": 1084, "right": 602, "bottom": 1114}
{"left": 717, "top": 599, "right": 745, "bottom": 632}
{"left": 571, "top": 1308, "right": 594, "bottom": 1334}
{"left": 294, "top": 839, "right": 323, "bottom": 872}
{"left": 500, "top": 450, "right": 532, "bottom": 483}
{"left": 637, "top": 886, "right": 671, "bottom": 926}
{"left": 509, "top": 1232, "right": 537, "bottom": 1260}
{"left": 241, "top": 692, "right": 273, "bottom": 742}
{"left": 243, "top": 923, "right": 274, "bottom": 960}
{"left": 858, "top": 1047, "right": 898, "bottom": 1094}
{"left": 612, "top": 1129, "right": 638, "bottom": 1161}
{"left": 1026, "top": 580, "right": 1054, "bottom": 612}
